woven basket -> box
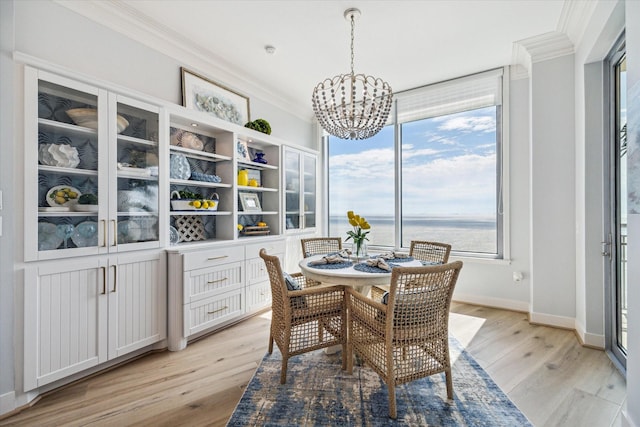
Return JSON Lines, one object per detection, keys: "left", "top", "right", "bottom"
{"left": 170, "top": 191, "right": 219, "bottom": 211}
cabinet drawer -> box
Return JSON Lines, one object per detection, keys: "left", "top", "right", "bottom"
{"left": 246, "top": 254, "right": 282, "bottom": 286}
{"left": 245, "top": 240, "right": 285, "bottom": 259}
{"left": 184, "top": 261, "right": 243, "bottom": 302}
{"left": 185, "top": 290, "right": 244, "bottom": 336}
{"left": 246, "top": 281, "right": 272, "bottom": 312}
{"left": 183, "top": 246, "right": 244, "bottom": 271}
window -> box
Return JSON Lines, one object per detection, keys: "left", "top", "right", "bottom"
{"left": 327, "top": 68, "right": 506, "bottom": 258}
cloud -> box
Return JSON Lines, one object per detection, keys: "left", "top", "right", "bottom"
{"left": 437, "top": 115, "right": 495, "bottom": 133}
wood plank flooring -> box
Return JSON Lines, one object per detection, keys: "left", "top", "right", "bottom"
{"left": 0, "top": 302, "right": 627, "bottom": 426}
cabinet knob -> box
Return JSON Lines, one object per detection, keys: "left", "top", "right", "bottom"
{"left": 207, "top": 255, "right": 228, "bottom": 261}
{"left": 207, "top": 277, "right": 228, "bottom": 284}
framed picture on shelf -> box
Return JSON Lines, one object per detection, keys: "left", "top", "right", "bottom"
{"left": 181, "top": 67, "right": 250, "bottom": 126}
{"left": 237, "top": 140, "right": 251, "bottom": 161}
{"left": 239, "top": 192, "right": 262, "bottom": 212}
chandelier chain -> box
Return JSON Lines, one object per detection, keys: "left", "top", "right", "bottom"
{"left": 350, "top": 13, "right": 355, "bottom": 76}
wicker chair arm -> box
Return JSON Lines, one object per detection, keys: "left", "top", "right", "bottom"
{"left": 288, "top": 285, "right": 344, "bottom": 297}
{"left": 347, "top": 287, "right": 388, "bottom": 312}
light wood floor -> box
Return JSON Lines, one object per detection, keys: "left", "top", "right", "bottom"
{"left": 0, "top": 302, "right": 627, "bottom": 426}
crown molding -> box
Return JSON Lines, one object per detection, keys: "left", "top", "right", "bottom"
{"left": 511, "top": 30, "right": 574, "bottom": 79}
{"left": 557, "top": 0, "right": 598, "bottom": 48}
{"left": 516, "top": 31, "right": 574, "bottom": 64}
{"left": 53, "top": 0, "right": 312, "bottom": 123}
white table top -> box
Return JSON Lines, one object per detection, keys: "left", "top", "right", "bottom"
{"left": 298, "top": 254, "right": 423, "bottom": 288}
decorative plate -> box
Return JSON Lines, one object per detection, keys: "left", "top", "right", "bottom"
{"left": 38, "top": 222, "right": 63, "bottom": 251}
{"left": 117, "top": 220, "right": 142, "bottom": 244}
{"left": 46, "top": 185, "right": 81, "bottom": 207}
{"left": 71, "top": 221, "right": 98, "bottom": 247}
{"left": 169, "top": 154, "right": 191, "bottom": 180}
{"left": 169, "top": 226, "right": 180, "bottom": 245}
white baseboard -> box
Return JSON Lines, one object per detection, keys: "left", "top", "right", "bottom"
{"left": 529, "top": 311, "right": 575, "bottom": 329}
{"left": 575, "top": 320, "right": 605, "bottom": 349}
{"left": 453, "top": 292, "right": 530, "bottom": 313}
{"left": 0, "top": 391, "right": 16, "bottom": 416}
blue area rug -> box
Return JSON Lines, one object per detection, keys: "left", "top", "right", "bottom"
{"left": 226, "top": 336, "right": 532, "bottom": 426}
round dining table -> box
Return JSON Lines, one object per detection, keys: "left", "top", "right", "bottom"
{"left": 299, "top": 253, "right": 423, "bottom": 354}
{"left": 298, "top": 254, "right": 423, "bottom": 295}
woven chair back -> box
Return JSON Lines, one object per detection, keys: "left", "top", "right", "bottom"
{"left": 301, "top": 237, "right": 342, "bottom": 258}
{"left": 259, "top": 249, "right": 289, "bottom": 319}
{"left": 386, "top": 261, "right": 463, "bottom": 335}
{"left": 409, "top": 240, "right": 452, "bottom": 264}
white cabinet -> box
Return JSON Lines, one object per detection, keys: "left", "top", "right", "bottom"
{"left": 166, "top": 108, "right": 282, "bottom": 244}
{"left": 24, "top": 251, "right": 166, "bottom": 390}
{"left": 23, "top": 66, "right": 167, "bottom": 392}
{"left": 283, "top": 147, "right": 317, "bottom": 232}
{"left": 167, "top": 239, "right": 284, "bottom": 351}
{"left": 25, "top": 67, "right": 165, "bottom": 262}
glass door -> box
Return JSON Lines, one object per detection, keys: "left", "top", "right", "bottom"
{"left": 606, "top": 40, "right": 627, "bottom": 369}
{"left": 27, "top": 69, "right": 107, "bottom": 260}
{"left": 110, "top": 94, "right": 161, "bottom": 250}
{"left": 284, "top": 148, "right": 317, "bottom": 232}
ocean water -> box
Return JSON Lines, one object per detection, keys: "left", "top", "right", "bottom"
{"left": 330, "top": 216, "right": 497, "bottom": 254}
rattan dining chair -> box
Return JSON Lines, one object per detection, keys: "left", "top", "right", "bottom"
{"left": 371, "top": 240, "right": 452, "bottom": 301}
{"left": 347, "top": 261, "right": 463, "bottom": 419}
{"left": 259, "top": 249, "right": 347, "bottom": 384}
{"left": 300, "top": 237, "right": 343, "bottom": 258}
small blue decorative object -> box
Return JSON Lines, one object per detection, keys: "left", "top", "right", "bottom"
{"left": 253, "top": 152, "right": 268, "bottom": 164}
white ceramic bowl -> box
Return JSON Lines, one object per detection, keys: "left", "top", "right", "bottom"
{"left": 66, "top": 108, "right": 129, "bottom": 133}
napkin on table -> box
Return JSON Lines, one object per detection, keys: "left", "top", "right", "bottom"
{"left": 309, "top": 254, "right": 349, "bottom": 266}
{"left": 378, "top": 251, "right": 409, "bottom": 260}
{"left": 366, "top": 257, "right": 392, "bottom": 271}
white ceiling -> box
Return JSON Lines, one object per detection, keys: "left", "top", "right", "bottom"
{"left": 61, "top": 0, "right": 580, "bottom": 121}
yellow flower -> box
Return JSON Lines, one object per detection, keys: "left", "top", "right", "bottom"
{"left": 237, "top": 224, "right": 243, "bottom": 231}
{"left": 345, "top": 211, "right": 371, "bottom": 257}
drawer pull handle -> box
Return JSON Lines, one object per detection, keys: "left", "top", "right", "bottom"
{"left": 208, "top": 306, "right": 228, "bottom": 315}
{"left": 207, "top": 277, "right": 228, "bottom": 284}
{"left": 207, "top": 255, "right": 228, "bottom": 261}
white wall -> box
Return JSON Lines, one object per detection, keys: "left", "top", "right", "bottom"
{"left": 529, "top": 54, "right": 577, "bottom": 326}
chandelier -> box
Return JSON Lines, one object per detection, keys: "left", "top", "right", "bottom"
{"left": 311, "top": 8, "right": 393, "bottom": 140}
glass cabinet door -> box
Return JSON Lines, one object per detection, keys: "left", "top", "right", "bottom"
{"left": 284, "top": 150, "right": 301, "bottom": 230}
{"left": 111, "top": 95, "right": 161, "bottom": 249}
{"left": 284, "top": 148, "right": 317, "bottom": 232}
{"left": 303, "top": 154, "right": 316, "bottom": 229}
{"left": 29, "top": 70, "right": 106, "bottom": 260}
{"left": 26, "top": 68, "right": 162, "bottom": 261}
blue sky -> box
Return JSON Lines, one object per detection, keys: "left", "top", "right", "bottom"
{"left": 328, "top": 107, "right": 497, "bottom": 218}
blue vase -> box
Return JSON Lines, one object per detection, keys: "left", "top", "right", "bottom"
{"left": 253, "top": 152, "right": 268, "bottom": 164}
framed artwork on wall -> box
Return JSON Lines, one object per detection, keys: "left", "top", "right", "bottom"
{"left": 181, "top": 67, "right": 250, "bottom": 125}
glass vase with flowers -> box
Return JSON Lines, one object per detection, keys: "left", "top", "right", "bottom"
{"left": 345, "top": 211, "right": 371, "bottom": 261}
